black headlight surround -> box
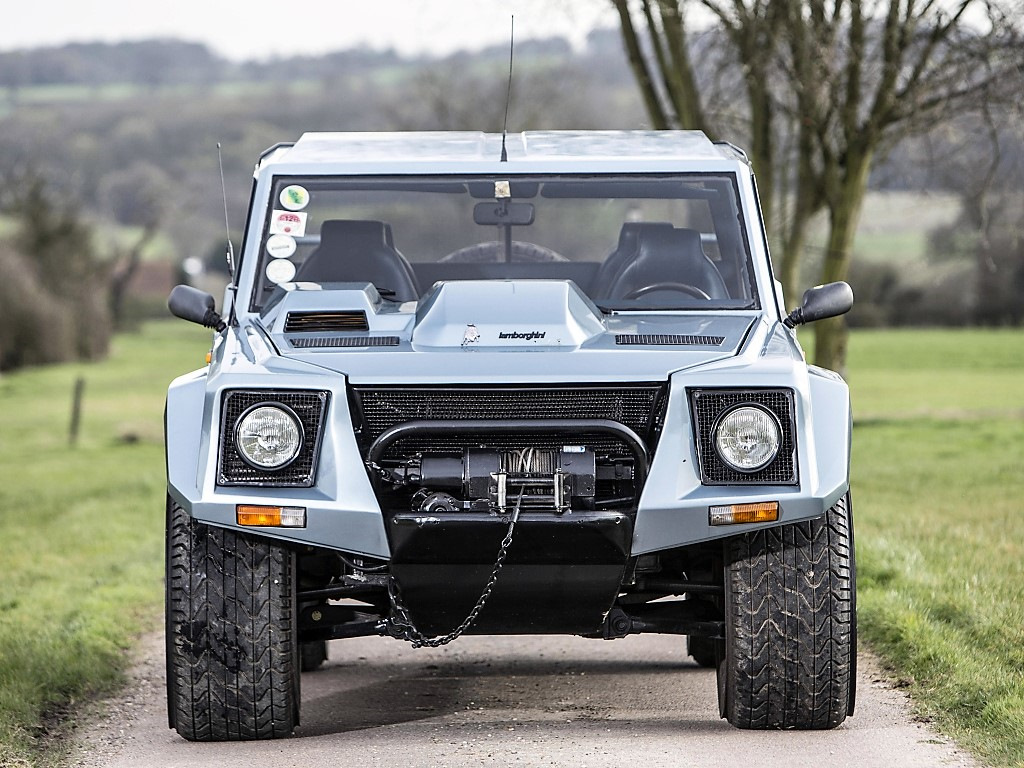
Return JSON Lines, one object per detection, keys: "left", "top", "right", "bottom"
{"left": 218, "top": 389, "right": 329, "bottom": 486}
{"left": 689, "top": 388, "right": 797, "bottom": 485}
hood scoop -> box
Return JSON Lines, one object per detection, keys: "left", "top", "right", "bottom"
{"left": 284, "top": 310, "right": 369, "bottom": 333}
{"left": 413, "top": 280, "right": 605, "bottom": 349}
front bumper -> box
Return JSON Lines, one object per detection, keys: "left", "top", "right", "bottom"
{"left": 166, "top": 362, "right": 850, "bottom": 560}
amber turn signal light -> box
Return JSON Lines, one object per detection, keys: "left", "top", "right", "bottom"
{"left": 709, "top": 501, "right": 779, "bottom": 526}
{"left": 236, "top": 505, "right": 306, "bottom": 528}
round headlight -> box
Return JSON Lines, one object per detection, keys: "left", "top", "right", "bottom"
{"left": 236, "top": 405, "right": 303, "bottom": 469}
{"left": 714, "top": 405, "right": 781, "bottom": 472}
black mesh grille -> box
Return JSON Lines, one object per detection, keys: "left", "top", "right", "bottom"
{"left": 291, "top": 336, "right": 400, "bottom": 349}
{"left": 616, "top": 334, "right": 724, "bottom": 346}
{"left": 284, "top": 311, "right": 368, "bottom": 333}
{"left": 218, "top": 390, "right": 329, "bottom": 486}
{"left": 689, "top": 389, "right": 797, "bottom": 485}
{"left": 352, "top": 385, "right": 665, "bottom": 460}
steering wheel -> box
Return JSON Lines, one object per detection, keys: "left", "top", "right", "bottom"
{"left": 624, "top": 282, "right": 711, "bottom": 300}
{"left": 439, "top": 241, "right": 567, "bottom": 263}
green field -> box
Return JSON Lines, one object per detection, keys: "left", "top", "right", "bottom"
{"left": 0, "top": 324, "right": 1022, "bottom": 765}
{"left": 0, "top": 322, "right": 210, "bottom": 767}
{"left": 844, "top": 329, "right": 1024, "bottom": 766}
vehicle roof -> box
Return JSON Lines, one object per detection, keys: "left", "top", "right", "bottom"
{"left": 256, "top": 131, "right": 751, "bottom": 176}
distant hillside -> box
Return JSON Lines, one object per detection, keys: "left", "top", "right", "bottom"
{"left": 0, "top": 31, "right": 641, "bottom": 266}
{"left": 0, "top": 34, "right": 625, "bottom": 90}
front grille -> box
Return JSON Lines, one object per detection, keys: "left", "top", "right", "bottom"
{"left": 291, "top": 336, "right": 400, "bottom": 349}
{"left": 351, "top": 385, "right": 666, "bottom": 460}
{"left": 616, "top": 334, "right": 724, "bottom": 346}
{"left": 284, "top": 311, "right": 368, "bottom": 333}
{"left": 218, "top": 389, "right": 330, "bottom": 486}
{"left": 689, "top": 389, "right": 797, "bottom": 485}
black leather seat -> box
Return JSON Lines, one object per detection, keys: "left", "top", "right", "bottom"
{"left": 604, "top": 226, "right": 729, "bottom": 302}
{"left": 592, "top": 222, "right": 675, "bottom": 300}
{"left": 295, "top": 220, "right": 421, "bottom": 301}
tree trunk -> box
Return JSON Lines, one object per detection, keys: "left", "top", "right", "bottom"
{"left": 778, "top": 214, "right": 809, "bottom": 310}
{"left": 109, "top": 223, "right": 157, "bottom": 327}
{"left": 612, "top": 0, "right": 671, "bottom": 130}
{"left": 813, "top": 151, "right": 873, "bottom": 374}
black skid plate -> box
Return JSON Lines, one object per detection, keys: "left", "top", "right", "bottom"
{"left": 387, "top": 511, "right": 632, "bottom": 635}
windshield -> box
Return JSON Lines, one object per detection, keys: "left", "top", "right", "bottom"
{"left": 250, "top": 174, "right": 758, "bottom": 313}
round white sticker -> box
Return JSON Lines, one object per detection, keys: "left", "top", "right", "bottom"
{"left": 265, "top": 234, "right": 297, "bottom": 259}
{"left": 279, "top": 185, "right": 310, "bottom": 211}
{"left": 265, "top": 258, "right": 297, "bottom": 285}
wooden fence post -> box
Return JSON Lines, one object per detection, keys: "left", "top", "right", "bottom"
{"left": 69, "top": 377, "right": 85, "bottom": 447}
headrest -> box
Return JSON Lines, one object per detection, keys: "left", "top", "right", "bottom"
{"left": 616, "top": 221, "right": 674, "bottom": 250}
{"left": 636, "top": 227, "right": 706, "bottom": 263}
{"left": 319, "top": 220, "right": 391, "bottom": 251}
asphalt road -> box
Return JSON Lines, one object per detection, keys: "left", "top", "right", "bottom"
{"left": 72, "top": 632, "right": 977, "bottom": 768}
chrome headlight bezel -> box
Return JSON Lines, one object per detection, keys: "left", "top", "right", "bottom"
{"left": 234, "top": 403, "right": 304, "bottom": 470}
{"left": 712, "top": 404, "right": 782, "bottom": 473}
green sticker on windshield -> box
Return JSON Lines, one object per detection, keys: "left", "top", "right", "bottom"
{"left": 279, "top": 185, "right": 309, "bottom": 211}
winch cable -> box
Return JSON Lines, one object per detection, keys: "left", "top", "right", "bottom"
{"left": 380, "top": 480, "right": 527, "bottom": 648}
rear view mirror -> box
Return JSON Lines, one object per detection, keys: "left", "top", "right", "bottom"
{"left": 784, "top": 281, "right": 854, "bottom": 328}
{"left": 474, "top": 201, "right": 535, "bottom": 226}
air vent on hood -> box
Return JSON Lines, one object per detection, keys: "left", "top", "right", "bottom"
{"left": 284, "top": 311, "right": 369, "bottom": 333}
{"left": 291, "top": 336, "right": 400, "bottom": 349}
{"left": 615, "top": 334, "right": 724, "bottom": 346}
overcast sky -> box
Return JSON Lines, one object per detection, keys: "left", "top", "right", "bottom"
{"left": 0, "top": 1, "right": 617, "bottom": 60}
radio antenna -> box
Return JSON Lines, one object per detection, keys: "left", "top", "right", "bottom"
{"left": 217, "top": 142, "right": 238, "bottom": 329}
{"left": 217, "top": 142, "right": 236, "bottom": 279}
{"left": 500, "top": 15, "right": 514, "bottom": 162}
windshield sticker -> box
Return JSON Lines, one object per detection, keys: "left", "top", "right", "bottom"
{"left": 269, "top": 210, "right": 307, "bottom": 237}
{"left": 279, "top": 185, "right": 310, "bottom": 211}
{"left": 265, "top": 258, "right": 297, "bottom": 284}
{"left": 266, "top": 234, "right": 297, "bottom": 259}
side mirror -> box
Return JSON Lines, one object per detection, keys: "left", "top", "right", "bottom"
{"left": 783, "top": 281, "right": 854, "bottom": 328}
{"left": 168, "top": 284, "right": 226, "bottom": 331}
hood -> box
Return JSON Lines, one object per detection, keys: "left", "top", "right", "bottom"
{"left": 258, "top": 281, "right": 757, "bottom": 384}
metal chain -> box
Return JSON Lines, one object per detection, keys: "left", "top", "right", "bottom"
{"left": 381, "top": 487, "right": 524, "bottom": 648}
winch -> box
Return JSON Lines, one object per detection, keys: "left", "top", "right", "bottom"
{"left": 384, "top": 447, "right": 597, "bottom": 514}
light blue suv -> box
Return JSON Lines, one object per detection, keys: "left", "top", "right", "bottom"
{"left": 165, "top": 130, "right": 856, "bottom": 740}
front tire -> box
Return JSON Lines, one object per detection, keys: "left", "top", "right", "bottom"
{"left": 720, "top": 494, "right": 856, "bottom": 729}
{"left": 165, "top": 497, "right": 300, "bottom": 741}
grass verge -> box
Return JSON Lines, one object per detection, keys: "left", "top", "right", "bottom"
{"left": 848, "top": 329, "right": 1024, "bottom": 766}
{"left": 0, "top": 321, "right": 210, "bottom": 767}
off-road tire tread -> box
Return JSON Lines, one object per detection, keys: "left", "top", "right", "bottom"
{"left": 166, "top": 499, "right": 298, "bottom": 741}
{"left": 724, "top": 495, "right": 854, "bottom": 730}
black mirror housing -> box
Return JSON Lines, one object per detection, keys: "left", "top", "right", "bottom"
{"left": 168, "top": 284, "right": 226, "bottom": 331}
{"left": 784, "top": 281, "right": 854, "bottom": 328}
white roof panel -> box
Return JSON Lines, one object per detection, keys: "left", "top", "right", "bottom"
{"left": 258, "top": 131, "right": 747, "bottom": 175}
